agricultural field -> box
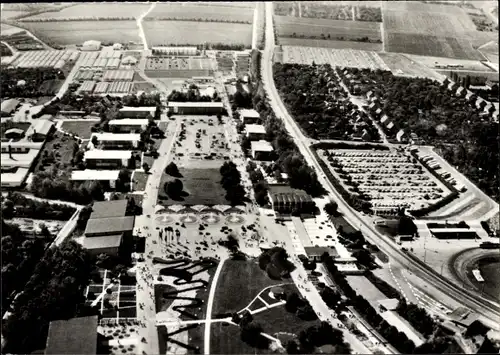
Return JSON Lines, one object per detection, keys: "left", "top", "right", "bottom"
{"left": 19, "top": 3, "right": 150, "bottom": 21}
{"left": 382, "top": 1, "right": 477, "bottom": 35}
{"left": 275, "top": 16, "right": 381, "bottom": 42}
{"left": 377, "top": 52, "right": 445, "bottom": 81}
{"left": 279, "top": 38, "right": 383, "bottom": 51}
{"left": 381, "top": 1, "right": 493, "bottom": 60}
{"left": 384, "top": 32, "right": 485, "bottom": 61}
{"left": 21, "top": 21, "right": 142, "bottom": 46}
{"left": 144, "top": 3, "right": 253, "bottom": 23}
{"left": 282, "top": 45, "right": 390, "bottom": 71}
{"left": 1, "top": 11, "right": 29, "bottom": 20}
{"left": 143, "top": 21, "right": 252, "bottom": 47}
{"left": 405, "top": 54, "right": 496, "bottom": 72}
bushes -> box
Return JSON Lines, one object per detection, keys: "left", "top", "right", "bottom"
{"left": 364, "top": 271, "right": 401, "bottom": 300}
{"left": 1, "top": 67, "right": 65, "bottom": 98}
{"left": 220, "top": 161, "right": 246, "bottom": 205}
{"left": 258, "top": 247, "right": 295, "bottom": 279}
{"left": 2, "top": 192, "right": 76, "bottom": 220}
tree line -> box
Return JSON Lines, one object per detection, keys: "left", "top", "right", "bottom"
{"left": 144, "top": 17, "right": 251, "bottom": 24}
{"left": 2, "top": 67, "right": 65, "bottom": 98}
{"left": 2, "top": 191, "right": 76, "bottom": 220}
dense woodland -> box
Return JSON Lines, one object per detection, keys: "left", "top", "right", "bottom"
{"left": 341, "top": 68, "right": 499, "bottom": 201}
{"left": 167, "top": 84, "right": 221, "bottom": 102}
{"left": 1, "top": 68, "right": 65, "bottom": 98}
{"left": 273, "top": 63, "right": 381, "bottom": 142}
{"left": 2, "top": 239, "right": 94, "bottom": 354}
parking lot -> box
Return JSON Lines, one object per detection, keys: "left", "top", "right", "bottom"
{"left": 320, "top": 149, "right": 451, "bottom": 212}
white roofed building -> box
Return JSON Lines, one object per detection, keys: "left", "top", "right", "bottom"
{"left": 167, "top": 101, "right": 224, "bottom": 115}
{"left": 251, "top": 140, "right": 274, "bottom": 161}
{"left": 239, "top": 108, "right": 260, "bottom": 123}
{"left": 82, "top": 40, "right": 102, "bottom": 51}
{"left": 89, "top": 133, "right": 140, "bottom": 149}
{"left": 245, "top": 124, "right": 266, "bottom": 140}
{"left": 119, "top": 106, "right": 157, "bottom": 118}
{"left": 71, "top": 169, "right": 121, "bottom": 189}
{"left": 84, "top": 150, "right": 132, "bottom": 169}
{"left": 109, "top": 119, "right": 149, "bottom": 133}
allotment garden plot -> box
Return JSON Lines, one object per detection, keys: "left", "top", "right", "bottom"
{"left": 319, "top": 149, "right": 452, "bottom": 213}
{"left": 281, "top": 45, "right": 390, "bottom": 71}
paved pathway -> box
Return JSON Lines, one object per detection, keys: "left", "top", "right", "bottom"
{"left": 137, "top": 3, "right": 156, "bottom": 51}
{"left": 203, "top": 257, "right": 226, "bottom": 355}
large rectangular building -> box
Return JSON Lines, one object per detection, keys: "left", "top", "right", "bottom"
{"left": 167, "top": 101, "right": 225, "bottom": 115}
{"left": 245, "top": 124, "right": 266, "bottom": 140}
{"left": 71, "top": 169, "right": 120, "bottom": 189}
{"left": 89, "top": 133, "right": 140, "bottom": 149}
{"left": 109, "top": 118, "right": 148, "bottom": 133}
{"left": 84, "top": 150, "right": 132, "bottom": 168}
{"left": 119, "top": 106, "right": 157, "bottom": 118}
{"left": 1, "top": 141, "right": 44, "bottom": 187}
{"left": 239, "top": 108, "right": 260, "bottom": 124}
{"left": 269, "top": 184, "right": 315, "bottom": 214}
{"left": 251, "top": 140, "right": 274, "bottom": 161}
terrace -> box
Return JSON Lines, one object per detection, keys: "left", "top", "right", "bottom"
{"left": 321, "top": 149, "right": 452, "bottom": 214}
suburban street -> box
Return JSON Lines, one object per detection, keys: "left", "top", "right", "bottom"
{"left": 262, "top": 2, "right": 500, "bottom": 330}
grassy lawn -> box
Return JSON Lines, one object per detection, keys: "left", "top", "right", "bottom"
{"left": 33, "top": 131, "right": 78, "bottom": 174}
{"left": 133, "top": 82, "right": 156, "bottom": 94}
{"left": 210, "top": 323, "right": 268, "bottom": 355}
{"left": 132, "top": 170, "right": 148, "bottom": 192}
{"left": 60, "top": 120, "right": 95, "bottom": 139}
{"left": 330, "top": 214, "right": 356, "bottom": 235}
{"left": 158, "top": 167, "right": 228, "bottom": 206}
{"left": 253, "top": 304, "right": 321, "bottom": 338}
{"left": 212, "top": 260, "right": 282, "bottom": 315}
{"left": 1, "top": 121, "right": 31, "bottom": 140}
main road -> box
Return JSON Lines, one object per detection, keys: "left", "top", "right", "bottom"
{"left": 262, "top": 2, "right": 500, "bottom": 329}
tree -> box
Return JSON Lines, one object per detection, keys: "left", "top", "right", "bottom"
{"left": 165, "top": 162, "right": 181, "bottom": 177}
{"left": 142, "top": 162, "right": 150, "bottom": 173}
{"left": 285, "top": 292, "right": 302, "bottom": 313}
{"left": 286, "top": 340, "right": 299, "bottom": 354}
{"left": 324, "top": 201, "right": 338, "bottom": 216}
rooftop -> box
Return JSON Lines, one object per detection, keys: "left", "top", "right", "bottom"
{"left": 108, "top": 118, "right": 149, "bottom": 126}
{"left": 245, "top": 124, "right": 266, "bottom": 134}
{"left": 251, "top": 140, "right": 273, "bottom": 152}
{"left": 92, "top": 133, "right": 140, "bottom": 141}
{"left": 119, "top": 106, "right": 156, "bottom": 112}
{"left": 90, "top": 199, "right": 128, "bottom": 219}
{"left": 304, "top": 246, "right": 338, "bottom": 257}
{"left": 377, "top": 298, "right": 400, "bottom": 311}
{"left": 1, "top": 99, "right": 20, "bottom": 114}
{"left": 25, "top": 119, "right": 54, "bottom": 137}
{"left": 85, "top": 216, "right": 135, "bottom": 235}
{"left": 83, "top": 233, "right": 123, "bottom": 249}
{"left": 167, "top": 101, "right": 224, "bottom": 107}
{"left": 239, "top": 108, "right": 260, "bottom": 118}
{"left": 1, "top": 149, "right": 41, "bottom": 168}
{"left": 45, "top": 316, "right": 98, "bottom": 355}
{"left": 84, "top": 150, "right": 132, "bottom": 160}
{"left": 71, "top": 169, "right": 121, "bottom": 182}
{"left": 1, "top": 167, "right": 30, "bottom": 186}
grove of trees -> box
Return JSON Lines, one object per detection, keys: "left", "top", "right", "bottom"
{"left": 258, "top": 246, "right": 295, "bottom": 279}
{"left": 1, "top": 191, "right": 76, "bottom": 220}
{"left": 274, "top": 63, "right": 381, "bottom": 141}
{"left": 2, "top": 240, "right": 94, "bottom": 354}
{"left": 220, "top": 161, "right": 247, "bottom": 205}
{"left": 1, "top": 67, "right": 65, "bottom": 98}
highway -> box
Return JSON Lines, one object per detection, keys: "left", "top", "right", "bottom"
{"left": 262, "top": 2, "right": 500, "bottom": 329}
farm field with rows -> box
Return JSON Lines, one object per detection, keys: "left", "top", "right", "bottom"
{"left": 275, "top": 16, "right": 381, "bottom": 42}
{"left": 144, "top": 3, "right": 254, "bottom": 23}
{"left": 143, "top": 21, "right": 252, "bottom": 47}
{"left": 279, "top": 37, "right": 383, "bottom": 51}
{"left": 381, "top": 1, "right": 494, "bottom": 60}
{"left": 21, "top": 21, "right": 142, "bottom": 45}
{"left": 18, "top": 3, "right": 150, "bottom": 20}
{"left": 384, "top": 32, "right": 485, "bottom": 61}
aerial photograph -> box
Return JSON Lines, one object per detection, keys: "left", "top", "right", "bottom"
{"left": 1, "top": 1, "right": 499, "bottom": 354}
